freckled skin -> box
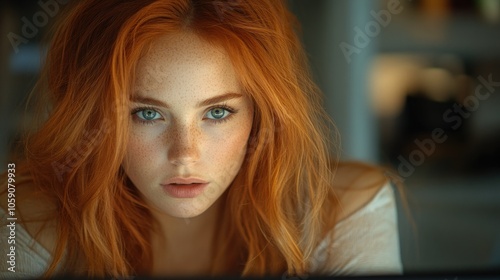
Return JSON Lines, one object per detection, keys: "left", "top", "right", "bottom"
{"left": 122, "top": 31, "right": 254, "bottom": 219}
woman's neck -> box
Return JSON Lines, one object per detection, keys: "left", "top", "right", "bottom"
{"left": 149, "top": 198, "right": 223, "bottom": 276}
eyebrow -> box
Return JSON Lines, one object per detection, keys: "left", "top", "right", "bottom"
{"left": 131, "top": 92, "right": 243, "bottom": 108}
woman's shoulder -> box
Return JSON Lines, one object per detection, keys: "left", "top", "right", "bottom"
{"left": 330, "top": 161, "right": 391, "bottom": 223}
{"left": 311, "top": 161, "right": 403, "bottom": 275}
{"left": 0, "top": 170, "right": 58, "bottom": 256}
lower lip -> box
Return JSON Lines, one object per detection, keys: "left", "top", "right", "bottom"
{"left": 162, "top": 183, "right": 208, "bottom": 198}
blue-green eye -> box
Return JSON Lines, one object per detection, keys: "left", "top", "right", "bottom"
{"left": 132, "top": 108, "right": 162, "bottom": 123}
{"left": 207, "top": 107, "right": 229, "bottom": 120}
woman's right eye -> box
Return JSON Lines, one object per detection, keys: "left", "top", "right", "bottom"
{"left": 132, "top": 108, "right": 163, "bottom": 124}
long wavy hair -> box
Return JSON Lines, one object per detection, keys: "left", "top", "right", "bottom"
{"left": 10, "top": 0, "right": 344, "bottom": 277}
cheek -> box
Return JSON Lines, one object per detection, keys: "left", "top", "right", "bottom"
{"left": 209, "top": 131, "right": 247, "bottom": 161}
{"left": 122, "top": 131, "right": 165, "bottom": 183}
{"left": 207, "top": 119, "right": 252, "bottom": 180}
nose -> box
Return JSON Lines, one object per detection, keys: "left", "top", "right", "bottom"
{"left": 167, "top": 122, "right": 201, "bottom": 166}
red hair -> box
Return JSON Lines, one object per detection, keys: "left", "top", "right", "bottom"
{"left": 11, "top": 0, "right": 343, "bottom": 277}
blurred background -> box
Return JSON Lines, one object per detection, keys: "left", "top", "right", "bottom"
{"left": 289, "top": 0, "right": 500, "bottom": 275}
{"left": 1, "top": 0, "right": 499, "bottom": 275}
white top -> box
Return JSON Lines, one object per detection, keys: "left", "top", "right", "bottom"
{"left": 0, "top": 182, "right": 402, "bottom": 278}
{"left": 308, "top": 182, "right": 403, "bottom": 275}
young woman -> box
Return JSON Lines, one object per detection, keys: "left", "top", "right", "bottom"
{"left": 0, "top": 0, "right": 403, "bottom": 278}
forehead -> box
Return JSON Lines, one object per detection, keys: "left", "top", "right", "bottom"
{"left": 134, "top": 31, "right": 240, "bottom": 95}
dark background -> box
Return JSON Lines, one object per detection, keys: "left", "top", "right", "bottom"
{"left": 1, "top": 0, "right": 499, "bottom": 274}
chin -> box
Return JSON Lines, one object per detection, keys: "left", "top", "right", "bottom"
{"left": 156, "top": 199, "right": 215, "bottom": 219}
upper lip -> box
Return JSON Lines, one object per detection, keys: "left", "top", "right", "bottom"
{"left": 162, "top": 177, "right": 208, "bottom": 185}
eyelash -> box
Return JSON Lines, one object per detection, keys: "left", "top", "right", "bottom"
{"left": 130, "top": 106, "right": 160, "bottom": 126}
{"left": 130, "top": 103, "right": 237, "bottom": 126}
{"left": 207, "top": 103, "right": 237, "bottom": 124}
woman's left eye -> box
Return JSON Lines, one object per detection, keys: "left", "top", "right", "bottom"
{"left": 205, "top": 107, "right": 232, "bottom": 120}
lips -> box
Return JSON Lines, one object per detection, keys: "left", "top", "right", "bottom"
{"left": 161, "top": 177, "right": 209, "bottom": 198}
{"left": 161, "top": 177, "right": 208, "bottom": 186}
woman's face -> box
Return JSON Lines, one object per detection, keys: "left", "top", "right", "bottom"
{"left": 122, "top": 32, "right": 254, "bottom": 219}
